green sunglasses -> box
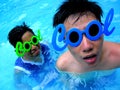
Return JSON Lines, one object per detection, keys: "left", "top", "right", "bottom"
{"left": 15, "top": 30, "right": 42, "bottom": 57}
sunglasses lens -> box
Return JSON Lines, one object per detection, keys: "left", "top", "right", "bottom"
{"left": 23, "top": 42, "right": 31, "bottom": 52}
{"left": 24, "top": 43, "right": 30, "bottom": 49}
{"left": 32, "top": 36, "right": 38, "bottom": 45}
{"left": 33, "top": 37, "right": 37, "bottom": 43}
{"left": 69, "top": 31, "right": 79, "bottom": 43}
{"left": 89, "top": 24, "right": 99, "bottom": 36}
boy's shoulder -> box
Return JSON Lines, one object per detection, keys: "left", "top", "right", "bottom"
{"left": 56, "top": 51, "right": 74, "bottom": 71}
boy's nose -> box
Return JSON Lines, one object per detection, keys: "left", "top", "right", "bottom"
{"left": 81, "top": 35, "right": 93, "bottom": 53}
{"left": 31, "top": 44, "right": 38, "bottom": 50}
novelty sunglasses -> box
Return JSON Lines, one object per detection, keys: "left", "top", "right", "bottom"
{"left": 66, "top": 20, "right": 102, "bottom": 47}
{"left": 15, "top": 30, "right": 42, "bottom": 57}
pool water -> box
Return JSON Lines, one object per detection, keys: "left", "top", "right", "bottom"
{"left": 0, "top": 0, "right": 120, "bottom": 90}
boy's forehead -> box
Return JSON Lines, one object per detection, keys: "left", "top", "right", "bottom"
{"left": 22, "top": 31, "right": 34, "bottom": 42}
{"left": 64, "top": 13, "right": 97, "bottom": 31}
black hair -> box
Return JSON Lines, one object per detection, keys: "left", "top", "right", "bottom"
{"left": 53, "top": 0, "right": 103, "bottom": 27}
{"left": 8, "top": 22, "right": 35, "bottom": 48}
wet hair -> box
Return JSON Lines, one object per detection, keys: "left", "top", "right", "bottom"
{"left": 8, "top": 22, "right": 35, "bottom": 48}
{"left": 53, "top": 0, "right": 103, "bottom": 27}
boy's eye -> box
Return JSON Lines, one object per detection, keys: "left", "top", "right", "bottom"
{"left": 31, "top": 36, "right": 39, "bottom": 45}
{"left": 89, "top": 24, "right": 99, "bottom": 36}
{"left": 32, "top": 37, "right": 37, "bottom": 43}
{"left": 69, "top": 31, "right": 79, "bottom": 43}
{"left": 24, "top": 43, "right": 30, "bottom": 49}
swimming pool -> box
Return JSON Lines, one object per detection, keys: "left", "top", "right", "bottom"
{"left": 0, "top": 0, "right": 120, "bottom": 90}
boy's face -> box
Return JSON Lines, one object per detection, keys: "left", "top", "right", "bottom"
{"left": 21, "top": 31, "right": 40, "bottom": 58}
{"left": 64, "top": 13, "right": 103, "bottom": 66}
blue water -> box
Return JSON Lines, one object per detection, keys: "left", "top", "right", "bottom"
{"left": 0, "top": 0, "right": 120, "bottom": 90}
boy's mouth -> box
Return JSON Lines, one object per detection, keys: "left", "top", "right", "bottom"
{"left": 83, "top": 54, "right": 97, "bottom": 64}
{"left": 30, "top": 49, "right": 40, "bottom": 56}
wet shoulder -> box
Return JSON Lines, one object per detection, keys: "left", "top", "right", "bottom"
{"left": 56, "top": 51, "right": 73, "bottom": 71}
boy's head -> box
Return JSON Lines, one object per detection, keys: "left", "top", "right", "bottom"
{"left": 8, "top": 23, "right": 35, "bottom": 48}
{"left": 52, "top": 0, "right": 104, "bottom": 65}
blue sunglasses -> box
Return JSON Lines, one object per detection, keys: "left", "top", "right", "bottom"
{"left": 66, "top": 20, "right": 102, "bottom": 47}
